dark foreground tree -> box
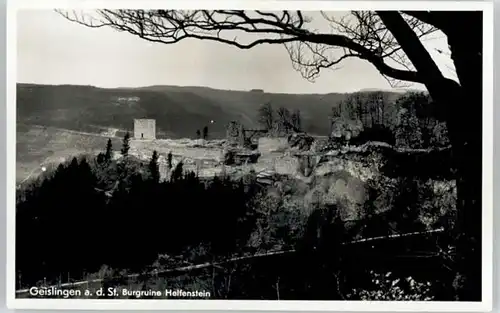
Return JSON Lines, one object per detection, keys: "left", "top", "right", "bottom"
{"left": 121, "top": 131, "right": 131, "bottom": 157}
{"left": 58, "top": 9, "right": 485, "bottom": 300}
{"left": 149, "top": 150, "right": 160, "bottom": 183}
{"left": 202, "top": 126, "right": 209, "bottom": 140}
{"left": 105, "top": 138, "right": 113, "bottom": 162}
{"left": 167, "top": 151, "right": 173, "bottom": 170}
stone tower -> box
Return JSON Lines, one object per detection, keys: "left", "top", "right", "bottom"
{"left": 134, "top": 119, "right": 156, "bottom": 140}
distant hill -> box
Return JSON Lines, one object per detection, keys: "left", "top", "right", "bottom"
{"left": 359, "top": 88, "right": 424, "bottom": 93}
{"left": 16, "top": 83, "right": 404, "bottom": 139}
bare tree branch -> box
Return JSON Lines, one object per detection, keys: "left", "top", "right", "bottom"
{"left": 402, "top": 11, "right": 447, "bottom": 31}
{"left": 56, "top": 10, "right": 441, "bottom": 86}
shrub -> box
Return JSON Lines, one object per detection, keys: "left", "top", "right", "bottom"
{"left": 430, "top": 122, "right": 451, "bottom": 147}
{"left": 223, "top": 149, "right": 235, "bottom": 165}
{"left": 348, "top": 271, "right": 434, "bottom": 301}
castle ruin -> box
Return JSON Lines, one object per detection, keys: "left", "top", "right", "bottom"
{"left": 134, "top": 119, "right": 156, "bottom": 140}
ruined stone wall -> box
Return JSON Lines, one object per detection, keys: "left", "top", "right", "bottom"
{"left": 130, "top": 139, "right": 223, "bottom": 162}
{"left": 257, "top": 137, "right": 289, "bottom": 155}
{"left": 226, "top": 121, "right": 244, "bottom": 146}
{"left": 273, "top": 155, "right": 300, "bottom": 176}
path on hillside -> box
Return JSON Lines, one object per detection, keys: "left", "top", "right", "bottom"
{"left": 22, "top": 124, "right": 120, "bottom": 139}
{"left": 16, "top": 124, "right": 123, "bottom": 184}
{"left": 17, "top": 156, "right": 53, "bottom": 187}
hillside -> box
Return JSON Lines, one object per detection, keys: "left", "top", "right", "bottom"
{"left": 16, "top": 84, "right": 455, "bottom": 300}
{"left": 16, "top": 123, "right": 123, "bottom": 183}
{"left": 17, "top": 83, "right": 403, "bottom": 139}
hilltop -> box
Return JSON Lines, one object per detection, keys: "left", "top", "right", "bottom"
{"left": 17, "top": 83, "right": 404, "bottom": 139}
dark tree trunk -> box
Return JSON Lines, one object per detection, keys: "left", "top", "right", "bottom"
{"left": 380, "top": 10, "right": 483, "bottom": 301}
{"left": 442, "top": 83, "right": 482, "bottom": 301}
{"left": 430, "top": 12, "right": 483, "bottom": 301}
{"left": 448, "top": 16, "right": 483, "bottom": 301}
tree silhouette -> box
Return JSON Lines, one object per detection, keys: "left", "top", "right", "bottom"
{"left": 96, "top": 152, "right": 106, "bottom": 165}
{"left": 171, "top": 161, "right": 184, "bottom": 182}
{"left": 291, "top": 109, "right": 302, "bottom": 132}
{"left": 202, "top": 126, "right": 208, "bottom": 140}
{"left": 121, "top": 132, "right": 131, "bottom": 157}
{"left": 149, "top": 150, "right": 160, "bottom": 183}
{"left": 58, "top": 9, "right": 485, "bottom": 300}
{"left": 167, "top": 151, "right": 173, "bottom": 169}
{"left": 395, "top": 108, "right": 423, "bottom": 148}
{"left": 396, "top": 92, "right": 437, "bottom": 147}
{"left": 258, "top": 102, "right": 274, "bottom": 131}
{"left": 276, "top": 107, "right": 291, "bottom": 134}
{"left": 196, "top": 129, "right": 201, "bottom": 139}
{"left": 105, "top": 138, "right": 113, "bottom": 162}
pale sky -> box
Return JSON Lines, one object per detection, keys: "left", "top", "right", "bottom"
{"left": 17, "top": 9, "right": 456, "bottom": 94}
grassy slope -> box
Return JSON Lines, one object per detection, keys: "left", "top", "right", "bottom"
{"left": 16, "top": 123, "right": 122, "bottom": 183}
{"left": 17, "top": 83, "right": 402, "bottom": 139}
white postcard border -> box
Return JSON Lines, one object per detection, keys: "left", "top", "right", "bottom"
{"left": 6, "top": 1, "right": 494, "bottom": 311}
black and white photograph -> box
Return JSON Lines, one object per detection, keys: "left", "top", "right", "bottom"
{"left": 7, "top": 1, "right": 493, "bottom": 311}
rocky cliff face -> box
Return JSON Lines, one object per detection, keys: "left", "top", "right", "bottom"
{"left": 126, "top": 137, "right": 455, "bottom": 227}
{"left": 262, "top": 140, "right": 455, "bottom": 226}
